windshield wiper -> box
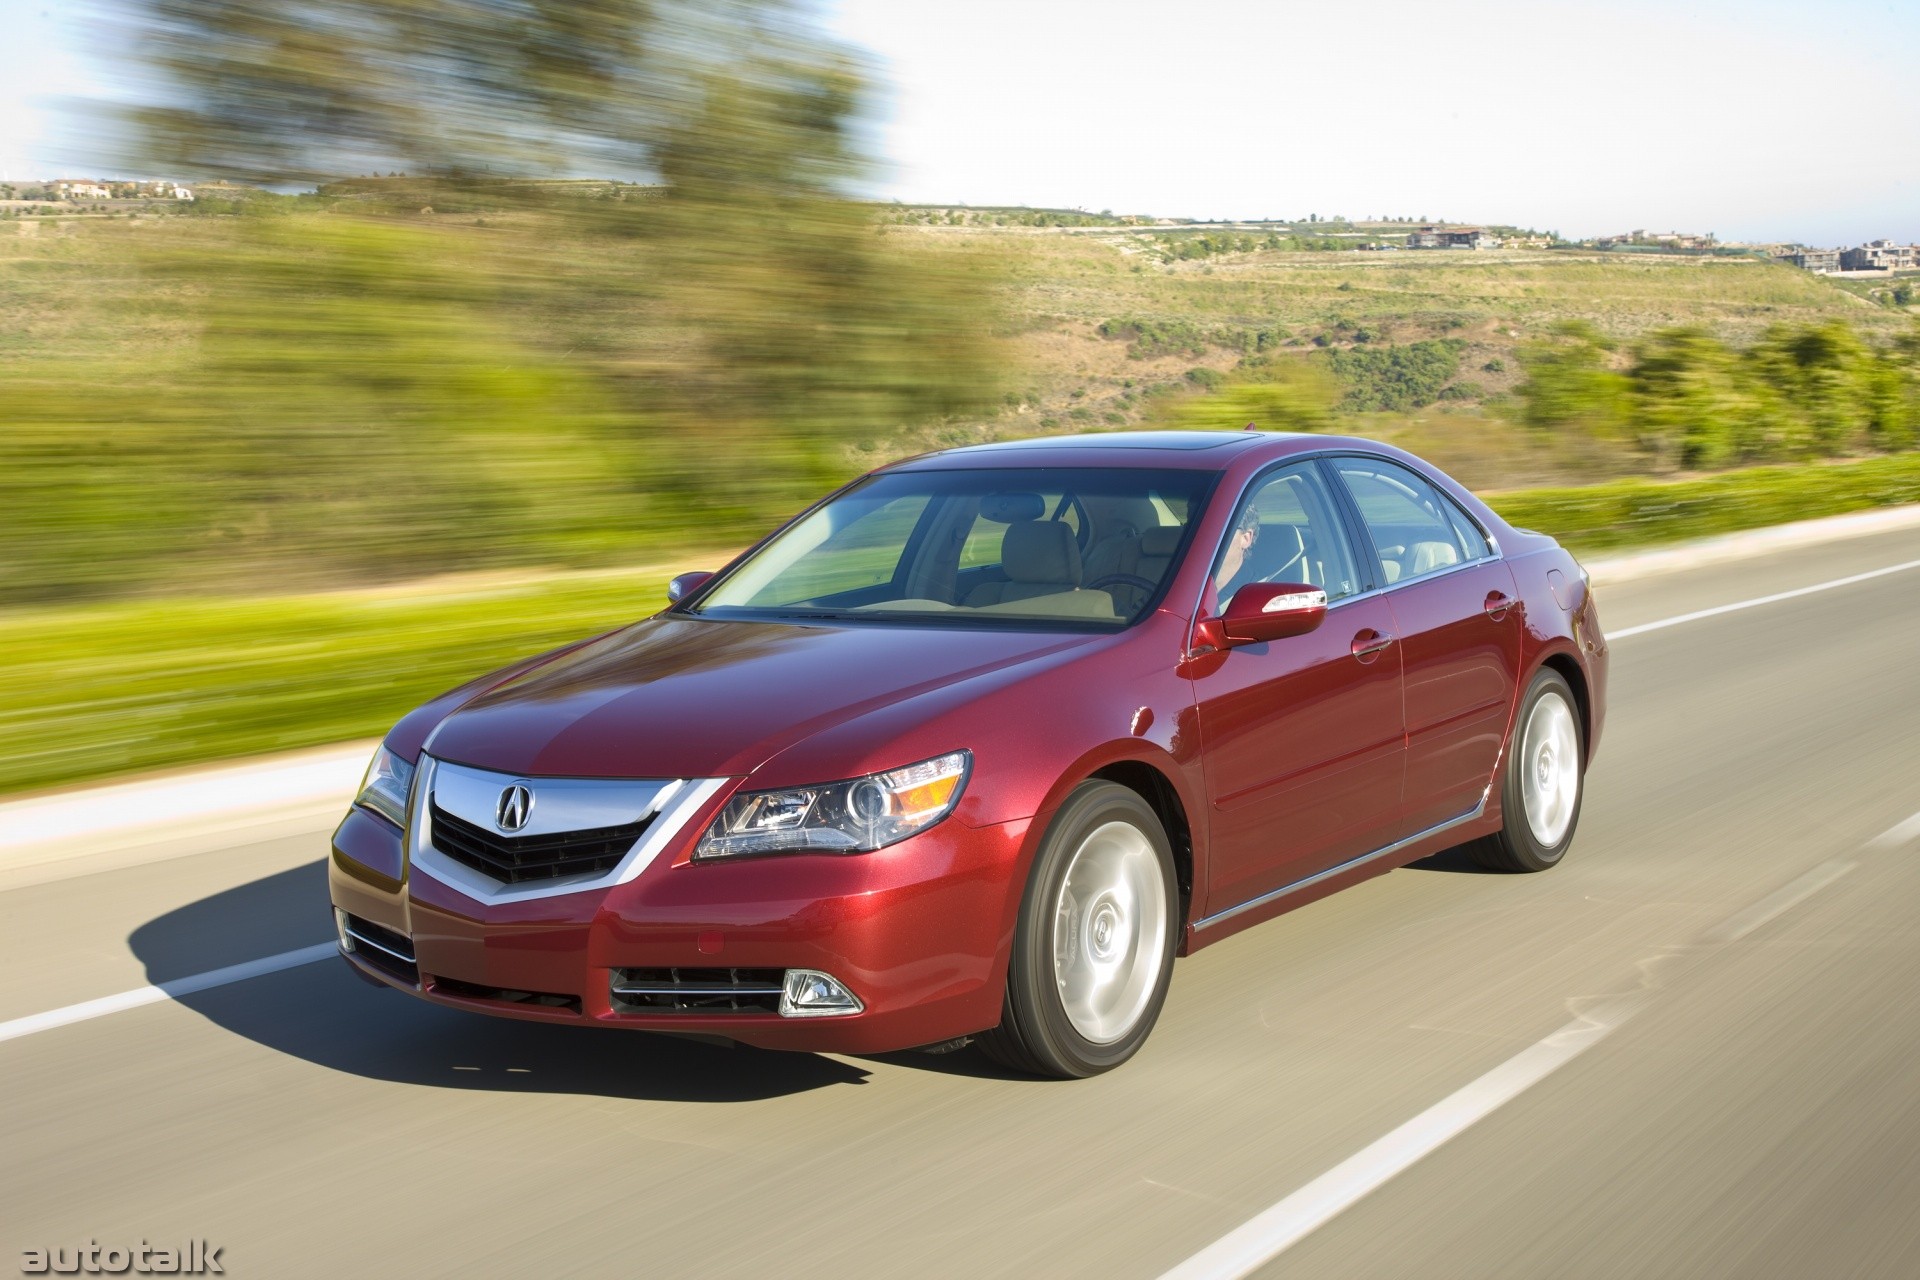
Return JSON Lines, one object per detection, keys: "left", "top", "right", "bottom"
{"left": 755, "top": 609, "right": 863, "bottom": 622}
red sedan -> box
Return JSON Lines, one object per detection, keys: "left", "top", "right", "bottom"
{"left": 330, "top": 431, "right": 1607, "bottom": 1077}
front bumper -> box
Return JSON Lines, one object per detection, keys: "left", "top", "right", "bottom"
{"left": 327, "top": 800, "right": 1031, "bottom": 1054}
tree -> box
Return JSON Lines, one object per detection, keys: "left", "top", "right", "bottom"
{"left": 1517, "top": 321, "right": 1633, "bottom": 439}
{"left": 1158, "top": 361, "right": 1338, "bottom": 433}
{"left": 19, "top": 0, "right": 1012, "bottom": 595}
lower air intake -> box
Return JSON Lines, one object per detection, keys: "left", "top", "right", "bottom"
{"left": 610, "top": 967, "right": 786, "bottom": 1015}
{"left": 339, "top": 911, "right": 418, "bottom": 986}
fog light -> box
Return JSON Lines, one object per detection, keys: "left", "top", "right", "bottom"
{"left": 779, "top": 969, "right": 863, "bottom": 1018}
{"left": 333, "top": 908, "right": 355, "bottom": 954}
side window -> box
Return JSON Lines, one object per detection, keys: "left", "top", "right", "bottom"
{"left": 1208, "top": 463, "right": 1362, "bottom": 611}
{"left": 1444, "top": 501, "right": 1492, "bottom": 561}
{"left": 1332, "top": 458, "right": 1481, "bottom": 587}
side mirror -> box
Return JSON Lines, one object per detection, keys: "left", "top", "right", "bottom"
{"left": 1201, "top": 582, "right": 1328, "bottom": 648}
{"left": 667, "top": 571, "right": 714, "bottom": 606}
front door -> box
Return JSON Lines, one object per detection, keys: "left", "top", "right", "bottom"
{"left": 1190, "top": 462, "right": 1407, "bottom": 917}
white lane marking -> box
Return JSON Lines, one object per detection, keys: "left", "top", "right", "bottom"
{"left": 1700, "top": 861, "right": 1856, "bottom": 944}
{"left": 1158, "top": 1007, "right": 1637, "bottom": 1280}
{"left": 1608, "top": 557, "right": 1920, "bottom": 640}
{"left": 0, "top": 943, "right": 335, "bottom": 1045}
{"left": 1159, "top": 828, "right": 1883, "bottom": 1279}
{"left": 1868, "top": 808, "right": 1920, "bottom": 850}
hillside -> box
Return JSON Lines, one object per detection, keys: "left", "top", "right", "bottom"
{"left": 874, "top": 227, "right": 1913, "bottom": 485}
{"left": 3, "top": 206, "right": 1914, "bottom": 555}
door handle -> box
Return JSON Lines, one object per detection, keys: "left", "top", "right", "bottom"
{"left": 1351, "top": 629, "right": 1394, "bottom": 662}
{"left": 1484, "top": 591, "right": 1513, "bottom": 621}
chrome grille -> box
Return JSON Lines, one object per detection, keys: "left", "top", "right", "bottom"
{"left": 430, "top": 802, "right": 652, "bottom": 885}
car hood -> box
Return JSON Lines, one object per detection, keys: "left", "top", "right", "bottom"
{"left": 422, "top": 615, "right": 1101, "bottom": 780}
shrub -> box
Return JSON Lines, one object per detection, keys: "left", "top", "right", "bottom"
{"left": 1323, "top": 339, "right": 1466, "bottom": 412}
{"left": 1185, "top": 367, "right": 1226, "bottom": 390}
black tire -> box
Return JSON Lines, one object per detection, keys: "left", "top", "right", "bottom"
{"left": 977, "top": 781, "right": 1179, "bottom": 1078}
{"left": 1468, "top": 668, "right": 1585, "bottom": 873}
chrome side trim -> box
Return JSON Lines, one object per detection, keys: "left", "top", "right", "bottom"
{"left": 611, "top": 984, "right": 786, "bottom": 997}
{"left": 1193, "top": 796, "right": 1488, "bottom": 932}
{"left": 406, "top": 755, "right": 730, "bottom": 905}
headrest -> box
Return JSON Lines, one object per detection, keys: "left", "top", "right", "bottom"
{"left": 980, "top": 492, "right": 1046, "bottom": 524}
{"left": 1083, "top": 496, "right": 1158, "bottom": 539}
{"left": 1140, "top": 526, "right": 1183, "bottom": 557}
{"left": 1002, "top": 520, "right": 1082, "bottom": 585}
{"left": 1265, "top": 523, "right": 1304, "bottom": 555}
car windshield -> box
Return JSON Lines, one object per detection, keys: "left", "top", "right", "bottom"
{"left": 689, "top": 467, "right": 1215, "bottom": 629}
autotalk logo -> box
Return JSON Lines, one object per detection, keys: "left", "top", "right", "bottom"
{"left": 495, "top": 783, "right": 534, "bottom": 833}
{"left": 21, "top": 1240, "right": 223, "bottom": 1274}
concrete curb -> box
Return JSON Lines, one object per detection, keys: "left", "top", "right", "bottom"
{"left": 4, "top": 501, "right": 1918, "bottom": 880}
{"left": 0, "top": 741, "right": 376, "bottom": 879}
{"left": 1581, "top": 502, "right": 1920, "bottom": 586}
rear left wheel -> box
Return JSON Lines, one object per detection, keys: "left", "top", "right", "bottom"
{"left": 977, "top": 781, "right": 1177, "bottom": 1078}
{"left": 1468, "top": 667, "right": 1585, "bottom": 873}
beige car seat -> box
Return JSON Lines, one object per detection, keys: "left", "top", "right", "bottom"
{"left": 964, "top": 521, "right": 1083, "bottom": 606}
{"left": 1407, "top": 540, "right": 1460, "bottom": 577}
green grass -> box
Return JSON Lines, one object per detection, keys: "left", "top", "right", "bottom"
{"left": 0, "top": 562, "right": 711, "bottom": 795}
{"left": 7, "top": 454, "right": 1920, "bottom": 796}
{"left": 1488, "top": 453, "right": 1920, "bottom": 556}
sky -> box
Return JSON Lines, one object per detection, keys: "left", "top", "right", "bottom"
{"left": 3, "top": 0, "right": 1915, "bottom": 246}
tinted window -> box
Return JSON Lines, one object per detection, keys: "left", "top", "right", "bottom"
{"left": 1207, "top": 463, "right": 1362, "bottom": 612}
{"left": 1444, "top": 501, "right": 1492, "bottom": 560}
{"left": 1333, "top": 458, "right": 1483, "bottom": 586}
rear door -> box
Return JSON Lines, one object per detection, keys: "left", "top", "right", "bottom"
{"left": 1327, "top": 456, "right": 1522, "bottom": 833}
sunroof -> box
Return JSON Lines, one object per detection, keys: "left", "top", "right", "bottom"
{"left": 957, "top": 431, "right": 1265, "bottom": 453}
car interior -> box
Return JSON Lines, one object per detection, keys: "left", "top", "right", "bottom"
{"left": 1332, "top": 462, "right": 1487, "bottom": 587}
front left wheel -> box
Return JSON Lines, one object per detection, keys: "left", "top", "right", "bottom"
{"left": 977, "top": 781, "right": 1178, "bottom": 1078}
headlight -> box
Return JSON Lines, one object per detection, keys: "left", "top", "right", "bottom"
{"left": 355, "top": 744, "right": 416, "bottom": 829}
{"left": 694, "top": 750, "right": 971, "bottom": 860}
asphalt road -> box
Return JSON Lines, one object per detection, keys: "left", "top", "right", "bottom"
{"left": 4, "top": 526, "right": 1919, "bottom": 1279}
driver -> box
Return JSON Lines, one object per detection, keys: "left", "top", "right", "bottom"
{"left": 1212, "top": 505, "right": 1262, "bottom": 605}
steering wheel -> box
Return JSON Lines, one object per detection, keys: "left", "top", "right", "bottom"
{"left": 1085, "top": 572, "right": 1159, "bottom": 596}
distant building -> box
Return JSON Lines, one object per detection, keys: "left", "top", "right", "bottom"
{"left": 1776, "top": 249, "right": 1841, "bottom": 273}
{"left": 1599, "top": 229, "right": 1716, "bottom": 251}
{"left": 139, "top": 181, "right": 195, "bottom": 200}
{"left": 1407, "top": 224, "right": 1499, "bottom": 249}
{"left": 1839, "top": 240, "right": 1916, "bottom": 272}
{"left": 53, "top": 180, "right": 110, "bottom": 201}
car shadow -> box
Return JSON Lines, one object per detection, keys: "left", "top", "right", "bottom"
{"left": 128, "top": 860, "right": 879, "bottom": 1102}
{"left": 1403, "top": 843, "right": 1506, "bottom": 875}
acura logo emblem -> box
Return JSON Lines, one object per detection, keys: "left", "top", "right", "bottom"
{"left": 496, "top": 783, "right": 534, "bottom": 833}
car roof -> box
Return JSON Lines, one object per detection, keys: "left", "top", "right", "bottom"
{"left": 890, "top": 430, "right": 1320, "bottom": 471}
